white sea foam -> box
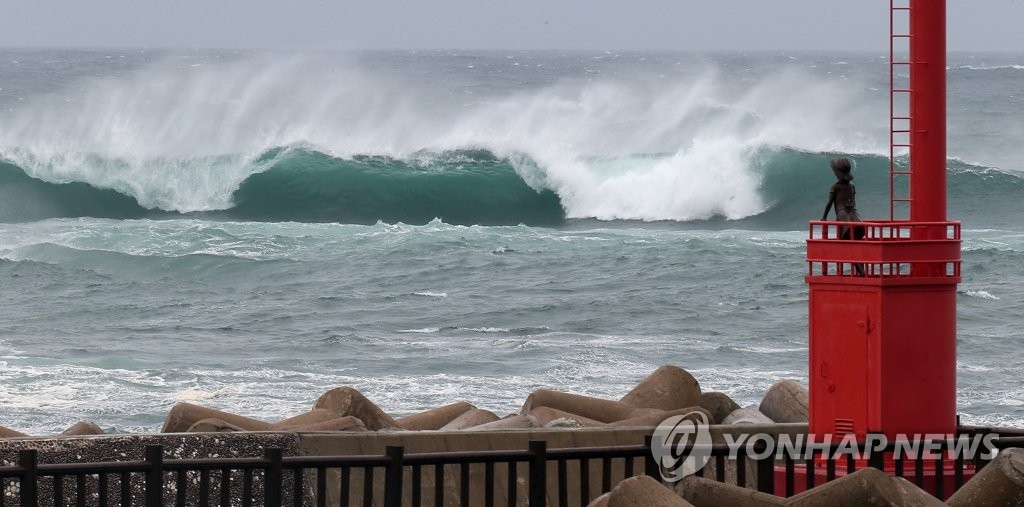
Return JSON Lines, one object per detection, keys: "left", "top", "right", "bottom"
{"left": 687, "top": 367, "right": 807, "bottom": 407}
{"left": 961, "top": 290, "right": 1000, "bottom": 300}
{"left": 729, "top": 345, "right": 809, "bottom": 354}
{"left": 0, "top": 339, "right": 20, "bottom": 358}
{"left": 3, "top": 384, "right": 80, "bottom": 409}
{"left": 956, "top": 65, "right": 1024, "bottom": 71}
{"left": 172, "top": 387, "right": 232, "bottom": 402}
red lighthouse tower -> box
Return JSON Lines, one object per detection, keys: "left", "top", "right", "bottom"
{"left": 805, "top": 0, "right": 960, "bottom": 443}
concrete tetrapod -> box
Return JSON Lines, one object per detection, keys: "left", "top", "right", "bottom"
{"left": 314, "top": 386, "right": 400, "bottom": 431}
{"left": 606, "top": 475, "right": 694, "bottom": 506}
{"left": 186, "top": 418, "right": 247, "bottom": 433}
{"left": 282, "top": 416, "right": 366, "bottom": 432}
{"left": 522, "top": 389, "right": 646, "bottom": 423}
{"left": 620, "top": 365, "right": 702, "bottom": 411}
{"left": 586, "top": 492, "right": 611, "bottom": 507}
{"left": 697, "top": 391, "right": 742, "bottom": 424}
{"left": 784, "top": 467, "right": 944, "bottom": 506}
{"left": 676, "top": 475, "right": 785, "bottom": 507}
{"left": 0, "top": 425, "right": 28, "bottom": 438}
{"left": 723, "top": 408, "right": 775, "bottom": 425}
{"left": 439, "top": 409, "right": 500, "bottom": 430}
{"left": 530, "top": 406, "right": 608, "bottom": 427}
{"left": 465, "top": 414, "right": 541, "bottom": 431}
{"left": 395, "top": 401, "right": 475, "bottom": 430}
{"left": 886, "top": 477, "right": 950, "bottom": 506}
{"left": 759, "top": 380, "right": 809, "bottom": 424}
{"left": 270, "top": 409, "right": 340, "bottom": 430}
{"left": 162, "top": 402, "right": 274, "bottom": 433}
{"left": 187, "top": 414, "right": 367, "bottom": 433}
{"left": 946, "top": 447, "right": 1024, "bottom": 507}
{"left": 59, "top": 421, "right": 105, "bottom": 436}
{"left": 609, "top": 407, "right": 712, "bottom": 427}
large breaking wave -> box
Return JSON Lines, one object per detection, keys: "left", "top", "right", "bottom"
{"left": 1, "top": 147, "right": 1018, "bottom": 228}
{"left": 0, "top": 51, "right": 1020, "bottom": 227}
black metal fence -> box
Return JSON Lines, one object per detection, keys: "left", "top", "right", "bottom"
{"left": 1, "top": 434, "right": 1021, "bottom": 506}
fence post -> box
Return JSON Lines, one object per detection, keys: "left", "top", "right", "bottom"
{"left": 754, "top": 439, "right": 775, "bottom": 494}
{"left": 867, "top": 433, "right": 885, "bottom": 470}
{"left": 264, "top": 448, "right": 283, "bottom": 507}
{"left": 528, "top": 440, "right": 547, "bottom": 507}
{"left": 384, "top": 445, "right": 404, "bottom": 507}
{"left": 643, "top": 434, "right": 660, "bottom": 479}
{"left": 144, "top": 445, "right": 164, "bottom": 507}
{"left": 18, "top": 449, "right": 38, "bottom": 507}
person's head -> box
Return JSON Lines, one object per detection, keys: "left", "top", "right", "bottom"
{"left": 830, "top": 158, "right": 853, "bottom": 182}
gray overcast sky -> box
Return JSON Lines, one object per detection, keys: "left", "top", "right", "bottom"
{"left": 2, "top": 1, "right": 1023, "bottom": 52}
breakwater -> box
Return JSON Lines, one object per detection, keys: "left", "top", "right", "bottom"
{"left": 1, "top": 365, "right": 805, "bottom": 437}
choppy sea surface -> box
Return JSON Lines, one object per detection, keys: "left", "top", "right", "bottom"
{"left": 1, "top": 49, "right": 1022, "bottom": 434}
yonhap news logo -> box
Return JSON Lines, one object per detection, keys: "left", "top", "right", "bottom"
{"left": 650, "top": 413, "right": 1001, "bottom": 483}
{"left": 650, "top": 411, "right": 713, "bottom": 482}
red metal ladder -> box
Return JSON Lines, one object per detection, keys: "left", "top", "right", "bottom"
{"left": 890, "top": 0, "right": 913, "bottom": 220}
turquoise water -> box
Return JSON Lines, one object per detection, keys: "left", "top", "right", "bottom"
{"left": 0, "top": 50, "right": 1022, "bottom": 434}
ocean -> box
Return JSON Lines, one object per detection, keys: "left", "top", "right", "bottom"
{"left": 0, "top": 49, "right": 1021, "bottom": 435}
